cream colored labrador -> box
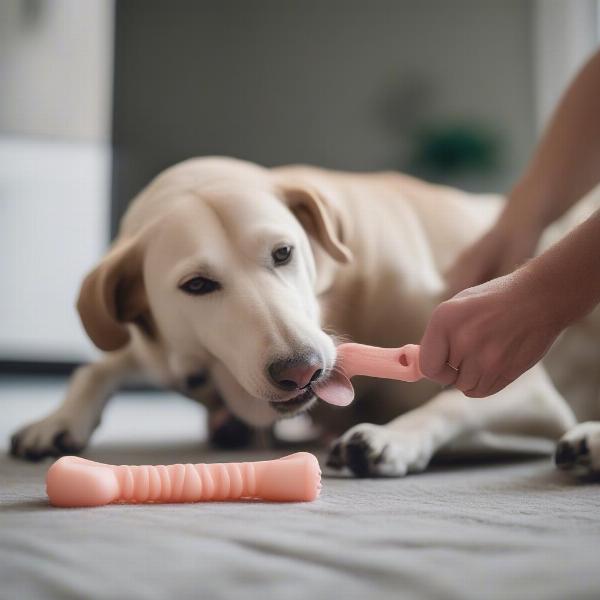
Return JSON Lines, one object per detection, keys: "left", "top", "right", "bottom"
{"left": 10, "top": 157, "right": 600, "bottom": 475}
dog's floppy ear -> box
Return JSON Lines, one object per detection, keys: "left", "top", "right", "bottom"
{"left": 76, "top": 236, "right": 147, "bottom": 352}
{"left": 280, "top": 186, "right": 352, "bottom": 263}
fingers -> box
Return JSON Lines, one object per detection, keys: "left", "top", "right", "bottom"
{"left": 452, "top": 358, "right": 480, "bottom": 395}
{"left": 451, "top": 352, "right": 518, "bottom": 397}
{"left": 419, "top": 318, "right": 459, "bottom": 387}
{"left": 423, "top": 345, "right": 512, "bottom": 398}
{"left": 423, "top": 327, "right": 511, "bottom": 398}
{"left": 436, "top": 363, "right": 461, "bottom": 387}
{"left": 463, "top": 370, "right": 499, "bottom": 398}
{"left": 462, "top": 340, "right": 526, "bottom": 397}
{"left": 471, "top": 375, "right": 513, "bottom": 398}
{"left": 420, "top": 289, "right": 515, "bottom": 396}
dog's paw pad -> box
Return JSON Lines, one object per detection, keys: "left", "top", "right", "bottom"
{"left": 555, "top": 439, "right": 586, "bottom": 468}
{"left": 555, "top": 422, "right": 600, "bottom": 474}
{"left": 325, "top": 441, "right": 345, "bottom": 470}
{"left": 344, "top": 432, "right": 379, "bottom": 478}
{"left": 9, "top": 432, "right": 22, "bottom": 458}
{"left": 326, "top": 423, "right": 432, "bottom": 478}
{"left": 9, "top": 417, "right": 89, "bottom": 462}
{"left": 52, "top": 431, "right": 83, "bottom": 455}
{"left": 326, "top": 426, "right": 386, "bottom": 477}
{"left": 209, "top": 414, "right": 253, "bottom": 450}
{"left": 23, "top": 447, "right": 47, "bottom": 462}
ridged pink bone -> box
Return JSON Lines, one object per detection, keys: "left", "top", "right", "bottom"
{"left": 46, "top": 452, "right": 321, "bottom": 507}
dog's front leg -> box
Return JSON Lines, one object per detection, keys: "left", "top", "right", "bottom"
{"left": 206, "top": 402, "right": 256, "bottom": 450}
{"left": 327, "top": 365, "right": 577, "bottom": 477}
{"left": 10, "top": 349, "right": 139, "bottom": 460}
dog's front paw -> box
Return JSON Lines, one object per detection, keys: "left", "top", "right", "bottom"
{"left": 10, "top": 412, "right": 94, "bottom": 461}
{"left": 208, "top": 408, "right": 254, "bottom": 450}
{"left": 326, "top": 423, "right": 434, "bottom": 478}
{"left": 555, "top": 422, "right": 600, "bottom": 474}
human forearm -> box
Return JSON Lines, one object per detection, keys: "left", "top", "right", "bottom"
{"left": 503, "top": 50, "right": 600, "bottom": 229}
{"left": 522, "top": 209, "right": 600, "bottom": 329}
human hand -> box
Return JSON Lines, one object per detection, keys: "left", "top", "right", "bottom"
{"left": 420, "top": 269, "right": 563, "bottom": 397}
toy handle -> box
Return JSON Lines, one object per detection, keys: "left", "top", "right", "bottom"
{"left": 46, "top": 452, "right": 321, "bottom": 507}
{"left": 339, "top": 343, "right": 422, "bottom": 382}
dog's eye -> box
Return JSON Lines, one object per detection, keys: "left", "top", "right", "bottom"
{"left": 272, "top": 245, "right": 293, "bottom": 266}
{"left": 180, "top": 276, "right": 221, "bottom": 296}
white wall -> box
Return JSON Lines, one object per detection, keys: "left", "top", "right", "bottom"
{"left": 0, "top": 0, "right": 113, "bottom": 141}
{"left": 0, "top": 138, "right": 110, "bottom": 361}
{"left": 0, "top": 0, "right": 113, "bottom": 362}
{"left": 113, "top": 0, "right": 537, "bottom": 203}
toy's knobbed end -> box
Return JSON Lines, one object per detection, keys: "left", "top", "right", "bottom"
{"left": 46, "top": 456, "right": 119, "bottom": 507}
{"left": 398, "top": 344, "right": 423, "bottom": 381}
{"left": 258, "top": 452, "right": 322, "bottom": 501}
{"left": 287, "top": 452, "right": 322, "bottom": 499}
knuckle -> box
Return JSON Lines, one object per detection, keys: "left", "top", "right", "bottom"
{"left": 455, "top": 379, "right": 473, "bottom": 393}
{"left": 433, "top": 300, "right": 456, "bottom": 323}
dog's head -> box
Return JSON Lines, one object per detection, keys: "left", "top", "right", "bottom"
{"left": 77, "top": 159, "right": 352, "bottom": 425}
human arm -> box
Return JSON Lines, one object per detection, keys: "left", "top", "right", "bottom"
{"left": 420, "top": 209, "right": 600, "bottom": 397}
{"left": 446, "top": 48, "right": 600, "bottom": 296}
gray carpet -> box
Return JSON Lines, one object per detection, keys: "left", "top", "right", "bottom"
{"left": 1, "top": 377, "right": 599, "bottom": 600}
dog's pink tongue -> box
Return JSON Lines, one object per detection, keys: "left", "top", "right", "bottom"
{"left": 313, "top": 371, "right": 355, "bottom": 406}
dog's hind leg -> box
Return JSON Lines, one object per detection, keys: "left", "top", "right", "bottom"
{"left": 10, "top": 348, "right": 140, "bottom": 461}
{"left": 326, "top": 364, "right": 576, "bottom": 477}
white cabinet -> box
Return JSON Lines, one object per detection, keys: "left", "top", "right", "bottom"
{"left": 0, "top": 137, "right": 109, "bottom": 361}
{"left": 0, "top": 0, "right": 113, "bottom": 362}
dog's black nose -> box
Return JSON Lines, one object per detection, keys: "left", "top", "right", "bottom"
{"left": 268, "top": 355, "right": 323, "bottom": 391}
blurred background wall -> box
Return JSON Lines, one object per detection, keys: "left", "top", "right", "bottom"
{"left": 0, "top": 0, "right": 112, "bottom": 140}
{"left": 0, "top": 0, "right": 113, "bottom": 363}
{"left": 1, "top": 0, "right": 599, "bottom": 366}
{"left": 112, "top": 0, "right": 535, "bottom": 230}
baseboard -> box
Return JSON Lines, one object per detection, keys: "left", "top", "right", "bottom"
{"left": 0, "top": 360, "right": 161, "bottom": 393}
{"left": 0, "top": 360, "right": 80, "bottom": 377}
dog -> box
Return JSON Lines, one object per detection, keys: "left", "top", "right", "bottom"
{"left": 10, "top": 157, "right": 600, "bottom": 476}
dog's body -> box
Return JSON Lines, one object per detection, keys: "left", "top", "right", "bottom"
{"left": 11, "top": 158, "right": 600, "bottom": 475}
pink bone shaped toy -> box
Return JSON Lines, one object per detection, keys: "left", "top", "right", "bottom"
{"left": 46, "top": 452, "right": 321, "bottom": 507}
{"left": 313, "top": 343, "right": 423, "bottom": 406}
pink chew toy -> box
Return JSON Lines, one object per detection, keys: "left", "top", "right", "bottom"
{"left": 313, "top": 343, "right": 423, "bottom": 406}
{"left": 46, "top": 452, "right": 321, "bottom": 507}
